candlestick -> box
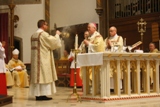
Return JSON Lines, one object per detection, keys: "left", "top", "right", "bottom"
{"left": 67, "top": 49, "right": 81, "bottom": 102}
{"left": 159, "top": 40, "right": 160, "bottom": 51}
{"left": 124, "top": 38, "right": 126, "bottom": 46}
{"left": 75, "top": 34, "right": 78, "bottom": 50}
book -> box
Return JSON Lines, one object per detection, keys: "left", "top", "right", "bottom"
{"left": 131, "top": 41, "right": 142, "bottom": 50}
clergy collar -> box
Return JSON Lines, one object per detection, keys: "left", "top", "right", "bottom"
{"left": 90, "top": 31, "right": 100, "bottom": 37}
{"left": 36, "top": 28, "right": 44, "bottom": 33}
{"left": 109, "top": 34, "right": 118, "bottom": 39}
{"left": 12, "top": 58, "right": 19, "bottom": 62}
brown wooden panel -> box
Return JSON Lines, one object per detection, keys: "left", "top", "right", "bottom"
{"left": 108, "top": 12, "right": 160, "bottom": 51}
{"left": 152, "top": 22, "right": 159, "bottom": 42}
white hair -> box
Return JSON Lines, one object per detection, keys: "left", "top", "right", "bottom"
{"left": 88, "top": 23, "right": 97, "bottom": 30}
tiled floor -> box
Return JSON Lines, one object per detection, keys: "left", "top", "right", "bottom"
{"left": 3, "top": 87, "right": 160, "bottom": 107}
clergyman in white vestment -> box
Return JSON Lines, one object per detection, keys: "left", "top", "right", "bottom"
{"left": 29, "top": 20, "right": 61, "bottom": 101}
{"left": 83, "top": 23, "right": 105, "bottom": 91}
{"left": 104, "top": 26, "right": 123, "bottom": 90}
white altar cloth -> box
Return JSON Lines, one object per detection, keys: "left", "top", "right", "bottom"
{"left": 77, "top": 52, "right": 103, "bottom": 66}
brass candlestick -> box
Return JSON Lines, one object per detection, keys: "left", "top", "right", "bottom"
{"left": 67, "top": 49, "right": 81, "bottom": 102}
{"left": 137, "top": 18, "right": 147, "bottom": 50}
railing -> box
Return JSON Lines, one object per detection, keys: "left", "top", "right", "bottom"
{"left": 80, "top": 53, "right": 160, "bottom": 101}
{"left": 113, "top": 0, "right": 160, "bottom": 18}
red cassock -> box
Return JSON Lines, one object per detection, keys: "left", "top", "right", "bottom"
{"left": 70, "top": 68, "right": 82, "bottom": 87}
{"left": 69, "top": 57, "right": 82, "bottom": 87}
{"left": 0, "top": 73, "right": 7, "bottom": 95}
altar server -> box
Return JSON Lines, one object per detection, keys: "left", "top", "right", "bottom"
{"left": 79, "top": 31, "right": 90, "bottom": 53}
{"left": 0, "top": 42, "right": 7, "bottom": 95}
{"left": 68, "top": 50, "right": 82, "bottom": 87}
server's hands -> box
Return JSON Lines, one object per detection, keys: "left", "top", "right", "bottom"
{"left": 83, "top": 40, "right": 90, "bottom": 46}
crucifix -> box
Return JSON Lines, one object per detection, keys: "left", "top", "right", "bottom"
{"left": 137, "top": 18, "right": 147, "bottom": 50}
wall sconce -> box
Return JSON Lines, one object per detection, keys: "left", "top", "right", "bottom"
{"left": 14, "top": 15, "right": 19, "bottom": 28}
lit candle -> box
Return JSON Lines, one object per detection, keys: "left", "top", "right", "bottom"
{"left": 75, "top": 34, "right": 78, "bottom": 50}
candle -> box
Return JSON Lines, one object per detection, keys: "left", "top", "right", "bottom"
{"left": 159, "top": 40, "right": 160, "bottom": 50}
{"left": 75, "top": 34, "right": 78, "bottom": 50}
{"left": 124, "top": 38, "right": 126, "bottom": 46}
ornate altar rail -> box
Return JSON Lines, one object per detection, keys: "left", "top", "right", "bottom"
{"left": 78, "top": 53, "right": 160, "bottom": 101}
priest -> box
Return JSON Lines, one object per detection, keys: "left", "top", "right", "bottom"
{"left": 149, "top": 42, "right": 158, "bottom": 53}
{"left": 83, "top": 23, "right": 105, "bottom": 53}
{"left": 82, "top": 23, "right": 104, "bottom": 89}
{"left": 8, "top": 49, "right": 29, "bottom": 88}
{"left": 104, "top": 26, "right": 123, "bottom": 91}
{"left": 105, "top": 26, "right": 123, "bottom": 52}
{"left": 5, "top": 64, "right": 14, "bottom": 87}
{"left": 149, "top": 42, "right": 158, "bottom": 85}
{"left": 29, "top": 19, "right": 61, "bottom": 101}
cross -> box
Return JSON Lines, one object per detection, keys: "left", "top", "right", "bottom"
{"left": 137, "top": 18, "right": 147, "bottom": 50}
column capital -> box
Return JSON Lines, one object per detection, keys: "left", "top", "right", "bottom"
{"left": 95, "top": 8, "right": 103, "bottom": 16}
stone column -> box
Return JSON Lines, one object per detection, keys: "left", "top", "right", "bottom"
{"left": 45, "top": 0, "right": 50, "bottom": 33}
{"left": 8, "top": 2, "right": 15, "bottom": 59}
{"left": 95, "top": 0, "right": 110, "bottom": 39}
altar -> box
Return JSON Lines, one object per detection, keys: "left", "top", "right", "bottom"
{"left": 77, "top": 52, "right": 160, "bottom": 101}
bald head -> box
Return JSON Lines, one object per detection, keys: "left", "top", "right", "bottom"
{"left": 88, "top": 23, "right": 97, "bottom": 35}
{"left": 109, "top": 26, "right": 117, "bottom": 37}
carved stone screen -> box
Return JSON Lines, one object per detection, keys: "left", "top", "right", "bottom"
{"left": 0, "top": 0, "right": 41, "bottom": 5}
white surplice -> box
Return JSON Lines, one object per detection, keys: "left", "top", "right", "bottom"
{"left": 0, "top": 42, "right": 6, "bottom": 73}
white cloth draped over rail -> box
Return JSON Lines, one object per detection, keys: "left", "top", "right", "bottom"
{"left": 78, "top": 52, "right": 120, "bottom": 95}
{"left": 0, "top": 43, "right": 6, "bottom": 73}
{"left": 77, "top": 52, "right": 103, "bottom": 66}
